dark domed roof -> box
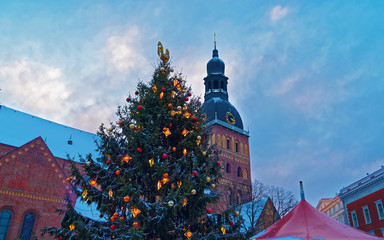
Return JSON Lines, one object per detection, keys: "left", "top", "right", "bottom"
{"left": 202, "top": 97, "right": 243, "bottom": 130}
{"left": 207, "top": 57, "right": 225, "bottom": 75}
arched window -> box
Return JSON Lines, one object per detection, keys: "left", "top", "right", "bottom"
{"left": 237, "top": 191, "right": 242, "bottom": 204}
{"left": 237, "top": 167, "right": 242, "bottom": 177}
{"left": 0, "top": 209, "right": 12, "bottom": 240}
{"left": 213, "top": 80, "right": 218, "bottom": 89}
{"left": 243, "top": 168, "right": 248, "bottom": 179}
{"left": 235, "top": 142, "right": 239, "bottom": 152}
{"left": 19, "top": 212, "right": 36, "bottom": 240}
{"left": 226, "top": 163, "right": 231, "bottom": 173}
{"left": 226, "top": 139, "right": 230, "bottom": 150}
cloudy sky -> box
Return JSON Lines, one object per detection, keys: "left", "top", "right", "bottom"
{"left": 1, "top": 0, "right": 384, "bottom": 206}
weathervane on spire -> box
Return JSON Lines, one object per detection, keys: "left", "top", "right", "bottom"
{"left": 157, "top": 41, "right": 170, "bottom": 64}
{"left": 214, "top": 33, "right": 216, "bottom": 48}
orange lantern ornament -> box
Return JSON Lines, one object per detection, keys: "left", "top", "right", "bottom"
{"left": 131, "top": 207, "right": 141, "bottom": 217}
{"left": 69, "top": 223, "right": 75, "bottom": 230}
{"left": 159, "top": 91, "right": 164, "bottom": 99}
{"left": 122, "top": 155, "right": 131, "bottom": 163}
{"left": 172, "top": 147, "right": 176, "bottom": 152}
{"left": 181, "top": 129, "right": 188, "bottom": 136}
{"left": 183, "top": 112, "right": 191, "bottom": 118}
{"left": 182, "top": 197, "right": 187, "bottom": 207}
{"left": 66, "top": 178, "right": 71, "bottom": 183}
{"left": 184, "top": 230, "right": 193, "bottom": 239}
{"left": 116, "top": 170, "right": 120, "bottom": 175}
{"left": 89, "top": 179, "right": 97, "bottom": 187}
{"left": 163, "top": 128, "right": 171, "bottom": 138}
{"left": 124, "top": 196, "right": 130, "bottom": 202}
{"left": 119, "top": 216, "right": 124, "bottom": 221}
{"left": 133, "top": 221, "right": 140, "bottom": 228}
{"left": 183, "top": 149, "right": 187, "bottom": 156}
{"left": 157, "top": 180, "right": 162, "bottom": 190}
{"left": 118, "top": 120, "right": 123, "bottom": 125}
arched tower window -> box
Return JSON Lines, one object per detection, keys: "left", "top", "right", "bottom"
{"left": 226, "top": 163, "right": 231, "bottom": 173}
{"left": 0, "top": 209, "right": 12, "bottom": 239}
{"left": 237, "top": 167, "right": 242, "bottom": 178}
{"left": 19, "top": 212, "right": 36, "bottom": 240}
{"left": 237, "top": 191, "right": 242, "bottom": 204}
{"left": 243, "top": 168, "right": 248, "bottom": 179}
{"left": 235, "top": 142, "right": 239, "bottom": 152}
{"left": 226, "top": 139, "right": 230, "bottom": 150}
{"left": 213, "top": 80, "right": 218, "bottom": 89}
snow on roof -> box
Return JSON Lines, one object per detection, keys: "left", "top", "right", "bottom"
{"left": 240, "top": 197, "right": 269, "bottom": 232}
{"left": 0, "top": 105, "right": 100, "bottom": 160}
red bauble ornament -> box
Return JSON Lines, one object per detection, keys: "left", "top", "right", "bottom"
{"left": 99, "top": 214, "right": 103, "bottom": 218}
{"left": 126, "top": 97, "right": 130, "bottom": 102}
{"left": 116, "top": 170, "right": 120, "bottom": 175}
{"left": 188, "top": 93, "right": 192, "bottom": 96}
{"left": 206, "top": 208, "right": 212, "bottom": 214}
{"left": 162, "top": 153, "right": 167, "bottom": 159}
{"left": 137, "top": 148, "right": 143, "bottom": 152}
{"left": 135, "top": 91, "right": 139, "bottom": 95}
{"left": 110, "top": 224, "right": 116, "bottom": 230}
{"left": 118, "top": 120, "right": 123, "bottom": 125}
{"left": 137, "top": 105, "right": 143, "bottom": 110}
{"left": 197, "top": 101, "right": 201, "bottom": 105}
{"left": 185, "top": 97, "right": 189, "bottom": 101}
{"left": 192, "top": 170, "right": 197, "bottom": 176}
{"left": 58, "top": 238, "right": 63, "bottom": 240}
{"left": 217, "top": 161, "right": 222, "bottom": 166}
{"left": 162, "top": 87, "right": 165, "bottom": 91}
{"left": 193, "top": 117, "right": 198, "bottom": 121}
{"left": 106, "top": 159, "right": 111, "bottom": 164}
{"left": 230, "top": 221, "right": 234, "bottom": 226}
{"left": 169, "top": 123, "right": 172, "bottom": 128}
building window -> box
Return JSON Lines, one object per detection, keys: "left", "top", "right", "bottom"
{"left": 243, "top": 168, "right": 248, "bottom": 179}
{"left": 19, "top": 212, "right": 36, "bottom": 240}
{"left": 236, "top": 191, "right": 242, "bottom": 204}
{"left": 226, "top": 139, "right": 230, "bottom": 150}
{"left": 375, "top": 200, "right": 384, "bottom": 220}
{"left": 366, "top": 230, "right": 375, "bottom": 236}
{"left": 328, "top": 210, "right": 332, "bottom": 216}
{"left": 351, "top": 210, "right": 359, "bottom": 227}
{"left": 362, "top": 206, "right": 372, "bottom": 224}
{"left": 338, "top": 203, "right": 342, "bottom": 211}
{"left": 226, "top": 163, "right": 231, "bottom": 173}
{"left": 0, "top": 209, "right": 12, "bottom": 240}
{"left": 213, "top": 80, "right": 218, "bottom": 89}
{"left": 237, "top": 167, "right": 242, "bottom": 177}
{"left": 380, "top": 227, "right": 384, "bottom": 237}
{"left": 235, "top": 142, "right": 239, "bottom": 152}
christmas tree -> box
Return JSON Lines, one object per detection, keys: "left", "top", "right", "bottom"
{"left": 43, "top": 42, "right": 245, "bottom": 240}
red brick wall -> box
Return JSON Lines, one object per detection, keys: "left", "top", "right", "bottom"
{"left": 0, "top": 137, "right": 78, "bottom": 240}
{"left": 210, "top": 124, "right": 252, "bottom": 212}
{"left": 346, "top": 188, "right": 384, "bottom": 237}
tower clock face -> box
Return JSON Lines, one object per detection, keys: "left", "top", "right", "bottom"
{"left": 226, "top": 112, "right": 236, "bottom": 125}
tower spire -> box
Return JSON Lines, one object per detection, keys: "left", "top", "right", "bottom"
{"left": 213, "top": 33, "right": 218, "bottom": 57}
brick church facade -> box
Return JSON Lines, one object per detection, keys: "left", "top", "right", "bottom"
{"left": 201, "top": 43, "right": 252, "bottom": 212}
{"left": 0, "top": 137, "right": 77, "bottom": 240}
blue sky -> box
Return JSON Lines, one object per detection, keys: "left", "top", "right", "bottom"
{"left": 1, "top": 1, "right": 384, "bottom": 205}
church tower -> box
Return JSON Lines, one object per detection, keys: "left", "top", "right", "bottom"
{"left": 202, "top": 41, "right": 252, "bottom": 210}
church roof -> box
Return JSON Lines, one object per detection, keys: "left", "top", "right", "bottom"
{"left": 0, "top": 105, "right": 100, "bottom": 160}
{"left": 202, "top": 97, "right": 244, "bottom": 130}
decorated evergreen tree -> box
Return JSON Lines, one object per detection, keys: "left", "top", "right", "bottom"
{"left": 43, "top": 42, "right": 245, "bottom": 240}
